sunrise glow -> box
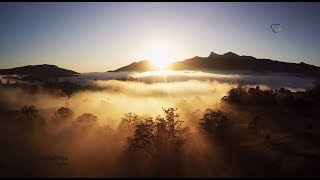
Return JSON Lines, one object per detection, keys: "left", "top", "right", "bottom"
{"left": 145, "top": 45, "right": 176, "bottom": 69}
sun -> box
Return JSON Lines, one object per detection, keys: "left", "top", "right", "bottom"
{"left": 146, "top": 45, "right": 176, "bottom": 70}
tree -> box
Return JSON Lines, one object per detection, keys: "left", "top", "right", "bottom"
{"left": 60, "top": 81, "right": 78, "bottom": 106}
{"left": 247, "top": 86, "right": 276, "bottom": 106}
{"left": 199, "top": 109, "right": 228, "bottom": 136}
{"left": 20, "top": 105, "right": 40, "bottom": 120}
{"left": 127, "top": 116, "right": 155, "bottom": 154}
{"left": 127, "top": 108, "right": 187, "bottom": 158}
{"left": 53, "top": 107, "right": 73, "bottom": 125}
{"left": 74, "top": 113, "right": 98, "bottom": 129}
{"left": 126, "top": 108, "right": 188, "bottom": 176}
{"left": 118, "top": 112, "right": 142, "bottom": 137}
{"left": 221, "top": 84, "right": 248, "bottom": 104}
{"left": 19, "top": 105, "right": 45, "bottom": 133}
{"left": 162, "top": 107, "right": 183, "bottom": 138}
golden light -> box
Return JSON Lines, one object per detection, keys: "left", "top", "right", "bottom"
{"left": 146, "top": 45, "right": 176, "bottom": 70}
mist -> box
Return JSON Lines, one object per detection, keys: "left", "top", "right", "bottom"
{"left": 0, "top": 79, "right": 233, "bottom": 177}
{"left": 61, "top": 70, "right": 317, "bottom": 90}
{"left": 1, "top": 74, "right": 320, "bottom": 177}
{"left": 0, "top": 80, "right": 232, "bottom": 126}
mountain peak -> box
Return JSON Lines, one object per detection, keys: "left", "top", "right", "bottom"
{"left": 223, "top": 52, "right": 239, "bottom": 57}
{"left": 112, "top": 60, "right": 155, "bottom": 72}
{"left": 41, "top": 64, "right": 58, "bottom": 67}
{"left": 208, "top": 52, "right": 219, "bottom": 58}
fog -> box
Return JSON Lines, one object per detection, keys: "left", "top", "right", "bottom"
{"left": 0, "top": 79, "right": 235, "bottom": 177}
{"left": 61, "top": 70, "right": 317, "bottom": 90}
{"left": 0, "top": 80, "right": 233, "bottom": 127}
{"left": 1, "top": 71, "right": 319, "bottom": 177}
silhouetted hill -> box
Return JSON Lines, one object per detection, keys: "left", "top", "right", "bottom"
{"left": 110, "top": 60, "right": 156, "bottom": 72}
{"left": 111, "top": 52, "right": 320, "bottom": 77}
{"left": 0, "top": 64, "right": 79, "bottom": 76}
{"left": 0, "top": 64, "right": 80, "bottom": 82}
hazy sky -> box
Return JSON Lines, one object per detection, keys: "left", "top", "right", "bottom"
{"left": 1, "top": 2, "right": 320, "bottom": 73}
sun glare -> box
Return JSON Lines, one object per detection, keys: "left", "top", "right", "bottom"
{"left": 146, "top": 45, "right": 176, "bottom": 69}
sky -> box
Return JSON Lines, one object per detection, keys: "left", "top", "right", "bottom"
{"left": 0, "top": 2, "right": 320, "bottom": 73}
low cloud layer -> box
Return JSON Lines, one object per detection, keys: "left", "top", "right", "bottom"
{"left": 61, "top": 70, "right": 317, "bottom": 90}
{"left": 0, "top": 80, "right": 232, "bottom": 127}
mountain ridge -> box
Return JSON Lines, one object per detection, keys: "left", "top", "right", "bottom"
{"left": 110, "top": 52, "right": 320, "bottom": 77}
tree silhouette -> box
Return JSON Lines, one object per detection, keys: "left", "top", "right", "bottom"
{"left": 127, "top": 116, "right": 155, "bottom": 155}
{"left": 118, "top": 112, "right": 142, "bottom": 137}
{"left": 127, "top": 107, "right": 187, "bottom": 158}
{"left": 19, "top": 105, "right": 45, "bottom": 133}
{"left": 125, "top": 107, "right": 188, "bottom": 176}
{"left": 199, "top": 109, "right": 228, "bottom": 137}
{"left": 60, "top": 81, "right": 78, "bottom": 106}
{"left": 221, "top": 84, "right": 247, "bottom": 104}
{"left": 275, "top": 88, "right": 294, "bottom": 107}
{"left": 74, "top": 113, "right": 98, "bottom": 130}
{"left": 20, "top": 105, "right": 40, "bottom": 121}
{"left": 53, "top": 107, "right": 74, "bottom": 125}
{"left": 162, "top": 107, "right": 183, "bottom": 138}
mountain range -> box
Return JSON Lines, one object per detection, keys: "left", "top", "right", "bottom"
{"left": 111, "top": 52, "right": 320, "bottom": 77}
{"left": 1, "top": 52, "right": 320, "bottom": 78}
